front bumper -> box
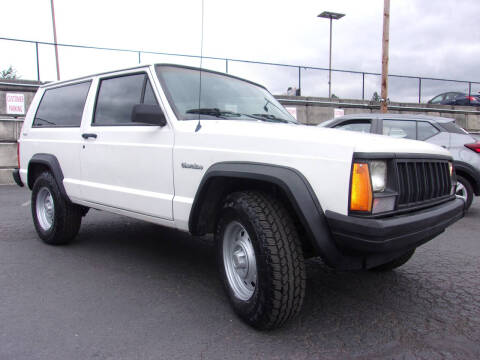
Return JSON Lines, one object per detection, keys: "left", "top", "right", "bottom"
{"left": 325, "top": 198, "right": 465, "bottom": 254}
{"left": 12, "top": 169, "right": 24, "bottom": 187}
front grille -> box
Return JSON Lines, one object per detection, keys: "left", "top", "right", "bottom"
{"left": 396, "top": 160, "right": 451, "bottom": 207}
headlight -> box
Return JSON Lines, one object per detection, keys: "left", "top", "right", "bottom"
{"left": 350, "top": 160, "right": 394, "bottom": 214}
{"left": 369, "top": 161, "right": 387, "bottom": 192}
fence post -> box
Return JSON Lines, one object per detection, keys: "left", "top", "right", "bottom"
{"left": 35, "top": 42, "right": 40, "bottom": 81}
{"left": 362, "top": 72, "right": 365, "bottom": 100}
{"left": 225, "top": 59, "right": 228, "bottom": 73}
{"left": 298, "top": 67, "right": 301, "bottom": 96}
{"left": 138, "top": 51, "right": 141, "bottom": 64}
{"left": 418, "top": 78, "right": 422, "bottom": 103}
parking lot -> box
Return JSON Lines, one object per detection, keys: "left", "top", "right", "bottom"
{"left": 1, "top": 185, "right": 479, "bottom": 359}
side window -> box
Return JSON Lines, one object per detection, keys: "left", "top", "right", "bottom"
{"left": 383, "top": 120, "right": 416, "bottom": 140}
{"left": 334, "top": 120, "right": 371, "bottom": 133}
{"left": 33, "top": 81, "right": 91, "bottom": 127}
{"left": 143, "top": 81, "right": 157, "bottom": 105}
{"left": 430, "top": 95, "right": 443, "bottom": 104}
{"left": 445, "top": 93, "right": 458, "bottom": 102}
{"left": 93, "top": 74, "right": 160, "bottom": 125}
{"left": 417, "top": 121, "right": 439, "bottom": 140}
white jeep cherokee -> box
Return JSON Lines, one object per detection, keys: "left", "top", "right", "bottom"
{"left": 13, "top": 64, "right": 464, "bottom": 330}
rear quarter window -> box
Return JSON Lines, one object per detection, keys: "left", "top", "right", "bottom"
{"left": 33, "top": 81, "right": 91, "bottom": 127}
{"left": 439, "top": 121, "right": 469, "bottom": 134}
{"left": 417, "top": 121, "right": 440, "bottom": 140}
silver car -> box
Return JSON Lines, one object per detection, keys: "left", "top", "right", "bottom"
{"left": 320, "top": 114, "right": 480, "bottom": 209}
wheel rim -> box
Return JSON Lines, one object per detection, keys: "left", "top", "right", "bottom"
{"left": 456, "top": 181, "right": 468, "bottom": 202}
{"left": 36, "top": 187, "right": 55, "bottom": 231}
{"left": 222, "top": 221, "right": 257, "bottom": 301}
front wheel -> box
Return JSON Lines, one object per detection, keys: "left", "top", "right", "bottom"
{"left": 456, "top": 175, "right": 474, "bottom": 210}
{"left": 216, "top": 191, "right": 306, "bottom": 330}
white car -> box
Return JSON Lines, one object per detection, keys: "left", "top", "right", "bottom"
{"left": 13, "top": 64, "right": 464, "bottom": 330}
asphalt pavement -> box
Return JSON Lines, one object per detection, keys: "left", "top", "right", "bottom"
{"left": 1, "top": 186, "right": 479, "bottom": 360}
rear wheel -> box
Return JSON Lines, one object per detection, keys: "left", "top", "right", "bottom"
{"left": 369, "top": 249, "right": 415, "bottom": 272}
{"left": 456, "top": 175, "right": 474, "bottom": 210}
{"left": 216, "top": 191, "right": 306, "bottom": 330}
{"left": 31, "top": 171, "right": 82, "bottom": 245}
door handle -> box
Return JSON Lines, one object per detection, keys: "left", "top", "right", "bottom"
{"left": 81, "top": 133, "right": 97, "bottom": 139}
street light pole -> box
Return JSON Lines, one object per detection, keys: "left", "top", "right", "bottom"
{"left": 318, "top": 11, "right": 345, "bottom": 98}
{"left": 50, "top": 0, "right": 60, "bottom": 80}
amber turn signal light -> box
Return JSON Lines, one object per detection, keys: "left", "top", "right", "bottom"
{"left": 350, "top": 163, "right": 373, "bottom": 212}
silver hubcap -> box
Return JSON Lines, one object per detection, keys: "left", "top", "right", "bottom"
{"left": 222, "top": 221, "right": 257, "bottom": 301}
{"left": 456, "top": 182, "right": 468, "bottom": 202}
{"left": 36, "top": 187, "right": 54, "bottom": 231}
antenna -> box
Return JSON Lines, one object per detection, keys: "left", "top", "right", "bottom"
{"left": 195, "top": 0, "right": 205, "bottom": 132}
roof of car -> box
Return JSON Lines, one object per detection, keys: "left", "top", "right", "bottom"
{"left": 331, "top": 113, "right": 454, "bottom": 123}
{"left": 40, "top": 63, "right": 266, "bottom": 91}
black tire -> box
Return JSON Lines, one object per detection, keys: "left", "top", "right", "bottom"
{"left": 456, "top": 175, "right": 474, "bottom": 210}
{"left": 216, "top": 191, "right": 306, "bottom": 330}
{"left": 369, "top": 249, "right": 415, "bottom": 272}
{"left": 31, "top": 171, "right": 82, "bottom": 245}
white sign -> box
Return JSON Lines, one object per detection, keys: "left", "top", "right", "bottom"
{"left": 6, "top": 93, "right": 25, "bottom": 115}
{"left": 285, "top": 106, "right": 297, "bottom": 120}
{"left": 334, "top": 108, "right": 344, "bottom": 118}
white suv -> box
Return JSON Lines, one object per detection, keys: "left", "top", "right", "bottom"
{"left": 13, "top": 64, "right": 465, "bottom": 330}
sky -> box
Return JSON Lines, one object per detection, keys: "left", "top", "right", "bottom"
{"left": 1, "top": 0, "right": 480, "bottom": 102}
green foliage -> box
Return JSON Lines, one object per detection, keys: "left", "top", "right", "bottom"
{"left": 0, "top": 66, "right": 20, "bottom": 79}
{"left": 371, "top": 91, "right": 380, "bottom": 102}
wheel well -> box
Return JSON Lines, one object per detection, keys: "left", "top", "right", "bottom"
{"left": 190, "top": 176, "right": 314, "bottom": 255}
{"left": 456, "top": 170, "right": 479, "bottom": 195}
{"left": 27, "top": 163, "right": 50, "bottom": 189}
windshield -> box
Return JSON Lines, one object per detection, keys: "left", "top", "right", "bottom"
{"left": 155, "top": 65, "right": 297, "bottom": 124}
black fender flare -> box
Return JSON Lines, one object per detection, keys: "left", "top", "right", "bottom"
{"left": 189, "top": 162, "right": 361, "bottom": 269}
{"left": 454, "top": 160, "right": 480, "bottom": 195}
{"left": 27, "top": 153, "right": 71, "bottom": 202}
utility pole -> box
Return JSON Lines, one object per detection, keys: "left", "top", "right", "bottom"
{"left": 50, "top": 0, "right": 61, "bottom": 80}
{"left": 380, "top": 0, "right": 390, "bottom": 113}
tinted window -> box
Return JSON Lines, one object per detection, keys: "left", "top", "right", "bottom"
{"left": 383, "top": 120, "right": 416, "bottom": 139}
{"left": 439, "top": 121, "right": 469, "bottom": 134}
{"left": 417, "top": 121, "right": 439, "bottom": 140}
{"left": 94, "top": 74, "right": 159, "bottom": 125}
{"left": 445, "top": 92, "right": 461, "bottom": 101}
{"left": 430, "top": 95, "right": 443, "bottom": 104}
{"left": 334, "top": 120, "right": 371, "bottom": 133}
{"left": 33, "top": 81, "right": 91, "bottom": 127}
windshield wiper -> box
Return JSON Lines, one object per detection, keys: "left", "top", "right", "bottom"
{"left": 186, "top": 108, "right": 242, "bottom": 119}
{"left": 186, "top": 108, "right": 295, "bottom": 124}
{"left": 250, "top": 113, "right": 295, "bottom": 124}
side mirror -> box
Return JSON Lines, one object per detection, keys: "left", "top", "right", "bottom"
{"left": 131, "top": 104, "right": 167, "bottom": 126}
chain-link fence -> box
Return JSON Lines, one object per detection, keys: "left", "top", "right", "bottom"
{"left": 2, "top": 36, "right": 479, "bottom": 104}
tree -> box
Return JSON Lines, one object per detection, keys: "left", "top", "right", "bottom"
{"left": 0, "top": 66, "right": 20, "bottom": 79}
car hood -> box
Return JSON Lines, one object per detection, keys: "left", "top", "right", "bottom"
{"left": 177, "top": 119, "right": 451, "bottom": 158}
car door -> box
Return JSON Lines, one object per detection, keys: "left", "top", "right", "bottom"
{"left": 79, "top": 69, "right": 174, "bottom": 220}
